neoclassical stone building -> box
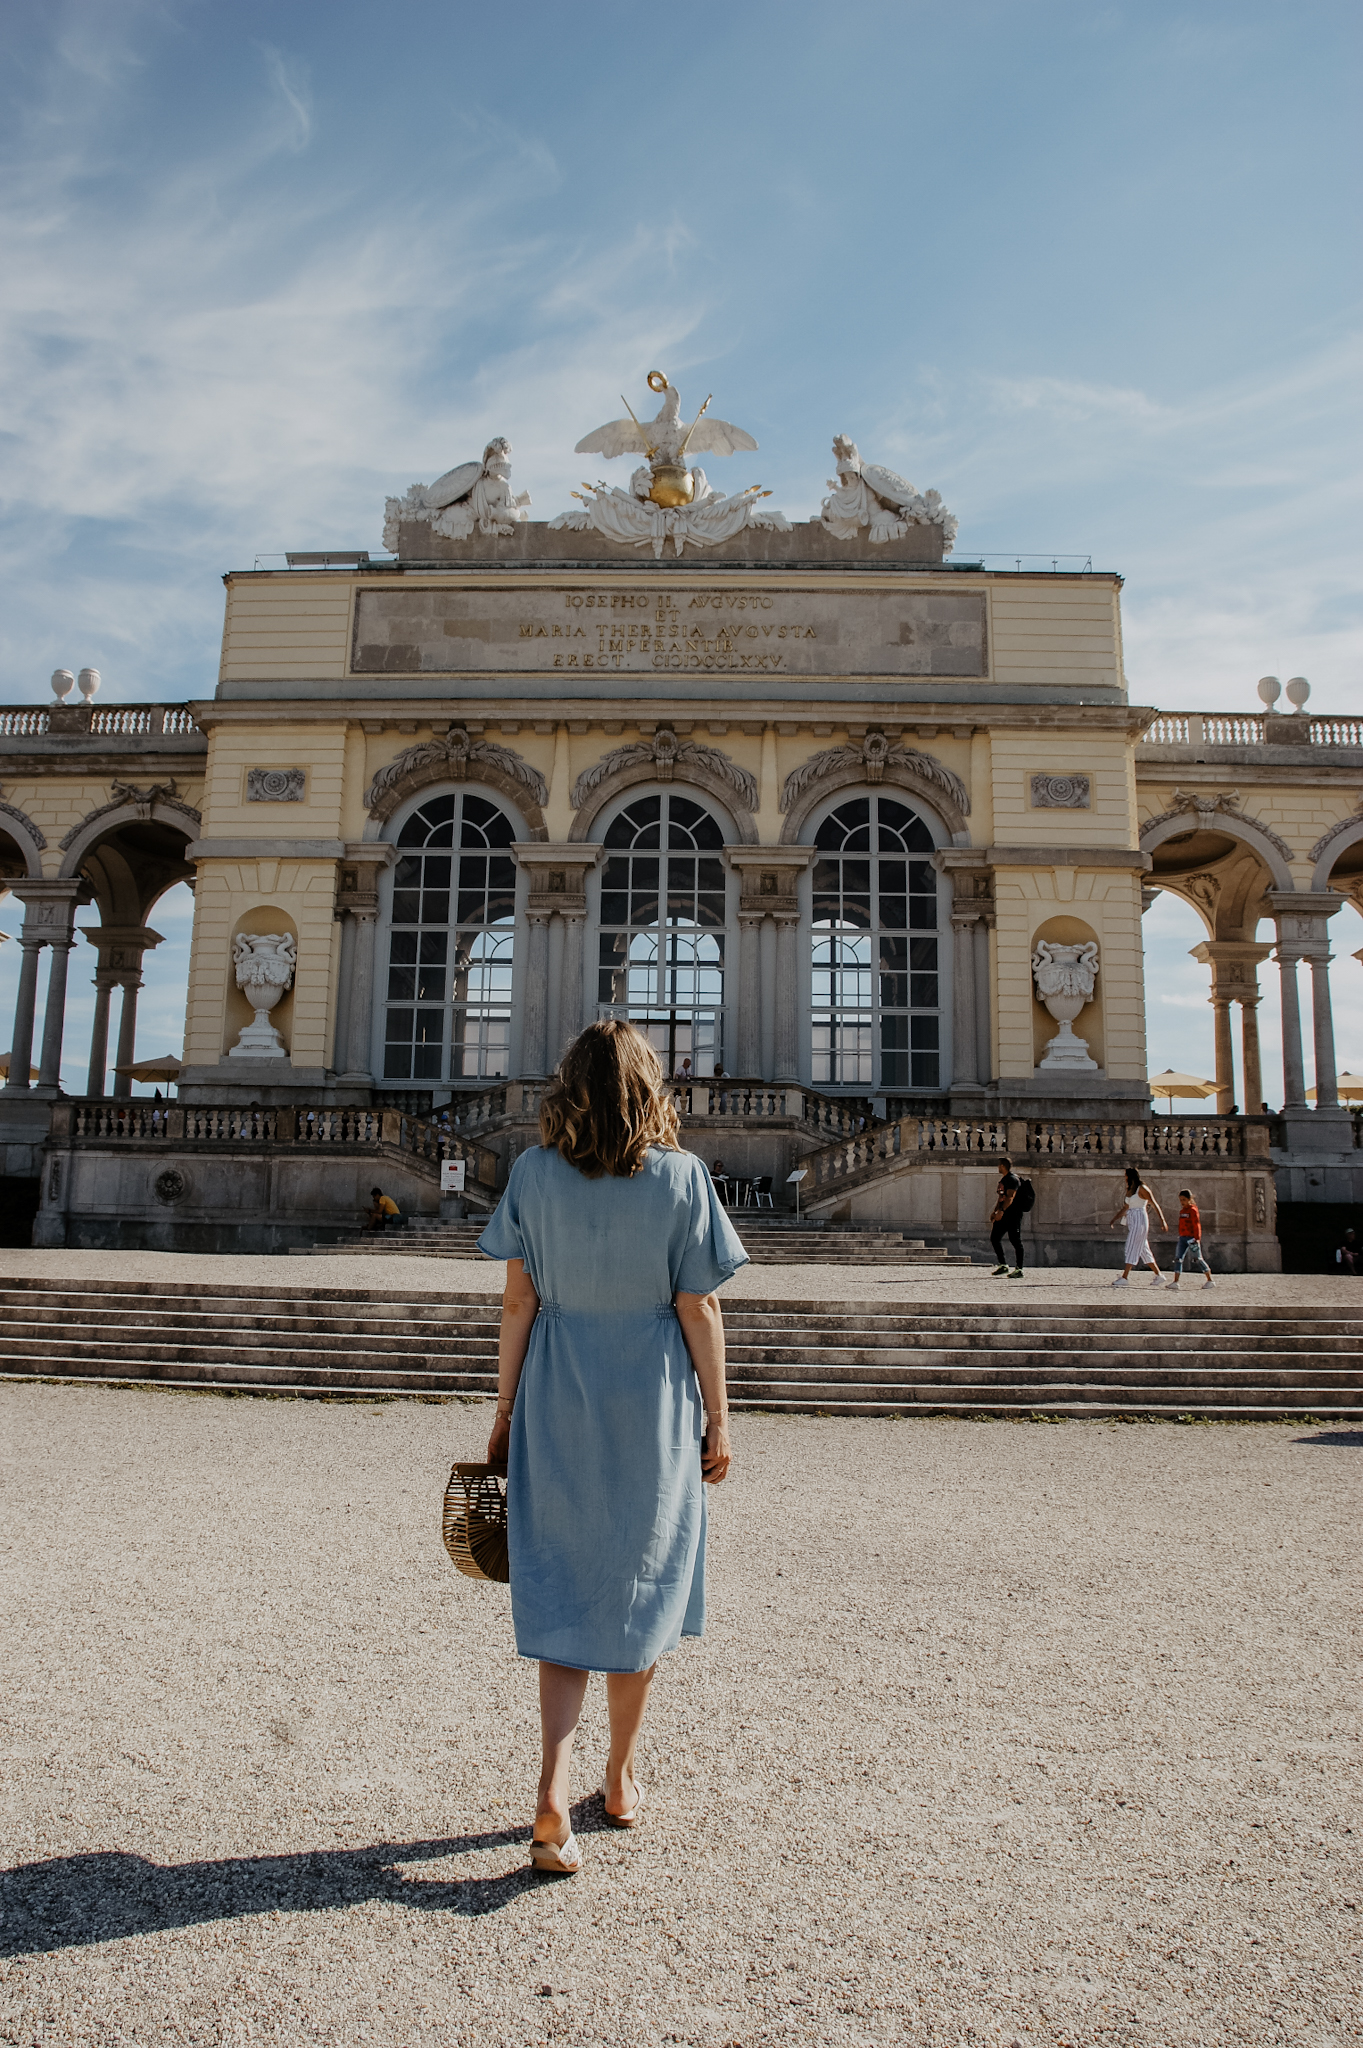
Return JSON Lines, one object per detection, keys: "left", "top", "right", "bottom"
{"left": 2, "top": 420, "right": 1360, "bottom": 1262}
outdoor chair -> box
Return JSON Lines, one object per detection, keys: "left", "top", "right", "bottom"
{"left": 752, "top": 1175, "right": 774, "bottom": 1208}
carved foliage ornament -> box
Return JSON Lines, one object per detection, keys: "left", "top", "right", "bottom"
{"left": 1307, "top": 792, "right": 1363, "bottom": 866}
{"left": 58, "top": 779, "right": 201, "bottom": 850}
{"left": 1140, "top": 787, "right": 1295, "bottom": 864}
{"left": 246, "top": 768, "right": 306, "bottom": 803}
{"left": 366, "top": 728, "right": 549, "bottom": 820}
{"left": 780, "top": 733, "right": 970, "bottom": 817}
{"left": 571, "top": 730, "right": 758, "bottom": 812}
{"left": 0, "top": 787, "right": 48, "bottom": 852}
{"left": 1030, "top": 773, "right": 1090, "bottom": 810}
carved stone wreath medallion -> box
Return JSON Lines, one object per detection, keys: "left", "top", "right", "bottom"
{"left": 246, "top": 768, "right": 306, "bottom": 802}
{"left": 1030, "top": 773, "right": 1091, "bottom": 810}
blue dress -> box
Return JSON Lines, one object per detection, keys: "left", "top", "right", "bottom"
{"left": 477, "top": 1145, "right": 749, "bottom": 1673}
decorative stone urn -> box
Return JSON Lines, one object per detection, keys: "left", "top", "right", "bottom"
{"left": 1031, "top": 940, "right": 1100, "bottom": 1071}
{"left": 229, "top": 932, "right": 297, "bottom": 1058}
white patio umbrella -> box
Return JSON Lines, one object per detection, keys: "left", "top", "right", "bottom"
{"left": 1148, "top": 1068, "right": 1217, "bottom": 1113}
{"left": 113, "top": 1054, "right": 183, "bottom": 1086}
{"left": 1306, "top": 1072, "right": 1363, "bottom": 1103}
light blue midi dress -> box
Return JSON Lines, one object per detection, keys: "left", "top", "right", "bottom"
{"left": 477, "top": 1144, "right": 749, "bottom": 1673}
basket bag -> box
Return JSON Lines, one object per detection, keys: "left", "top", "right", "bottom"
{"left": 441, "top": 1462, "right": 510, "bottom": 1583}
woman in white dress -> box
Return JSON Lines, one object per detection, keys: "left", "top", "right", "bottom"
{"left": 1108, "top": 1167, "right": 1168, "bottom": 1288}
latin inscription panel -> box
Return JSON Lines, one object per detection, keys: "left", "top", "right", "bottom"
{"left": 352, "top": 587, "right": 988, "bottom": 679}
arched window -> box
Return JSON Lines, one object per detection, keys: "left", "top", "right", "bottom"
{"left": 596, "top": 792, "right": 727, "bottom": 1078}
{"left": 810, "top": 794, "right": 941, "bottom": 1090}
{"left": 383, "top": 791, "right": 517, "bottom": 1081}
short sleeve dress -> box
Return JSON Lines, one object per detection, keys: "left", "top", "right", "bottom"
{"left": 477, "top": 1144, "right": 749, "bottom": 1673}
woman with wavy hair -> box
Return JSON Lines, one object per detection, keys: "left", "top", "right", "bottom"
{"left": 477, "top": 1021, "right": 748, "bottom": 1875}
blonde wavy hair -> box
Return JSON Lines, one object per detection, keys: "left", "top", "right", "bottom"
{"left": 539, "top": 1021, "right": 682, "bottom": 1178}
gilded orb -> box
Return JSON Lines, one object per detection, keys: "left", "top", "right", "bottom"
{"left": 648, "top": 463, "right": 695, "bottom": 508}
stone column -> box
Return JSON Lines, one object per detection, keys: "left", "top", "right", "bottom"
{"left": 2, "top": 939, "right": 43, "bottom": 1095}
{"left": 973, "top": 918, "right": 993, "bottom": 1085}
{"left": 950, "top": 910, "right": 979, "bottom": 1089}
{"left": 110, "top": 971, "right": 143, "bottom": 1101}
{"left": 1275, "top": 947, "right": 1307, "bottom": 1109}
{"left": 332, "top": 846, "right": 395, "bottom": 1089}
{"left": 773, "top": 914, "right": 800, "bottom": 1083}
{"left": 521, "top": 912, "right": 551, "bottom": 1078}
{"left": 1211, "top": 997, "right": 1236, "bottom": 1115}
{"left": 1308, "top": 951, "right": 1339, "bottom": 1110}
{"left": 737, "top": 914, "right": 763, "bottom": 1077}
{"left": 85, "top": 973, "right": 117, "bottom": 1098}
{"left": 1239, "top": 998, "right": 1264, "bottom": 1115}
{"left": 559, "top": 912, "right": 586, "bottom": 1053}
{"left": 345, "top": 911, "right": 379, "bottom": 1080}
{"left": 35, "top": 936, "right": 75, "bottom": 1097}
{"left": 76, "top": 924, "right": 163, "bottom": 1101}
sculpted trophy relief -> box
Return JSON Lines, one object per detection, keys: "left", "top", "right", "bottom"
{"left": 552, "top": 372, "right": 790, "bottom": 558}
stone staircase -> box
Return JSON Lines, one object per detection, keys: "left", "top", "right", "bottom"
{"left": 301, "top": 1218, "right": 970, "bottom": 1266}
{"left": 1, "top": 1277, "right": 1358, "bottom": 1417}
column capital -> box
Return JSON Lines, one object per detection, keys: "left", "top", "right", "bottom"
{"left": 13, "top": 879, "right": 89, "bottom": 944}
{"left": 513, "top": 843, "right": 602, "bottom": 918}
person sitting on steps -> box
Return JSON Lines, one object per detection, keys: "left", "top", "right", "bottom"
{"left": 365, "top": 1187, "right": 400, "bottom": 1232}
{"left": 989, "top": 1159, "right": 1025, "bottom": 1278}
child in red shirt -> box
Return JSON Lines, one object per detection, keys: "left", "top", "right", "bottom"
{"left": 1169, "top": 1189, "right": 1214, "bottom": 1287}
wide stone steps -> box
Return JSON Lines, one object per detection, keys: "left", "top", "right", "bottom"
{"left": 304, "top": 1223, "right": 968, "bottom": 1265}
{"left": 2, "top": 1280, "right": 1359, "bottom": 1417}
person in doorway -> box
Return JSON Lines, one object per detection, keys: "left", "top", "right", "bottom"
{"left": 1109, "top": 1168, "right": 1168, "bottom": 1287}
{"left": 1336, "top": 1228, "right": 1361, "bottom": 1277}
{"left": 478, "top": 1022, "right": 747, "bottom": 1876}
{"left": 1168, "top": 1188, "right": 1214, "bottom": 1288}
{"left": 673, "top": 1056, "right": 693, "bottom": 1083}
{"left": 365, "top": 1187, "right": 400, "bottom": 1232}
{"left": 989, "top": 1159, "right": 1025, "bottom": 1278}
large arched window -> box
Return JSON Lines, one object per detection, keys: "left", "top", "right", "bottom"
{"left": 810, "top": 794, "right": 941, "bottom": 1090}
{"left": 383, "top": 791, "right": 517, "bottom": 1081}
{"left": 596, "top": 792, "right": 727, "bottom": 1077}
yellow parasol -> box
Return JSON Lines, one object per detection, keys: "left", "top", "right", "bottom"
{"left": 1306, "top": 1072, "right": 1363, "bottom": 1103}
{"left": 1148, "top": 1069, "right": 1217, "bottom": 1112}
{"left": 113, "top": 1054, "right": 183, "bottom": 1085}
{"left": 0, "top": 1052, "right": 41, "bottom": 1081}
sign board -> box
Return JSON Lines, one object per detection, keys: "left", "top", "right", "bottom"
{"left": 440, "top": 1158, "right": 467, "bottom": 1194}
{"left": 786, "top": 1169, "right": 808, "bottom": 1183}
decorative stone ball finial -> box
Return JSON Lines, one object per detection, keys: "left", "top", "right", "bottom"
{"left": 50, "top": 669, "right": 75, "bottom": 703}
{"left": 1256, "top": 676, "right": 1281, "bottom": 712}
{"left": 1285, "top": 676, "right": 1310, "bottom": 710}
{"left": 77, "top": 668, "right": 101, "bottom": 702}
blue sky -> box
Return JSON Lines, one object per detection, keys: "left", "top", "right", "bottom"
{"left": 0, "top": 0, "right": 1359, "bottom": 1091}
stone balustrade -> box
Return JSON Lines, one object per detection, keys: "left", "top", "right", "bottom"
{"left": 1140, "top": 712, "right": 1363, "bottom": 750}
{"left": 52, "top": 1099, "right": 500, "bottom": 1189}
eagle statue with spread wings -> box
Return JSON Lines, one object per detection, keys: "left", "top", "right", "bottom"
{"left": 574, "top": 372, "right": 758, "bottom": 507}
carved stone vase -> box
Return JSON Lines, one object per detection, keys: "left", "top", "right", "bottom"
{"left": 1031, "top": 940, "right": 1100, "bottom": 1072}
{"left": 229, "top": 932, "right": 297, "bottom": 1059}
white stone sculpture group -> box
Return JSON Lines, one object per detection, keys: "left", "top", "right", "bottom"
{"left": 384, "top": 438, "right": 531, "bottom": 553}
{"left": 1031, "top": 940, "right": 1101, "bottom": 1071}
{"left": 229, "top": 932, "right": 297, "bottom": 1059}
{"left": 386, "top": 374, "right": 957, "bottom": 559}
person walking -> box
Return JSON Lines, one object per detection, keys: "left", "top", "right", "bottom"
{"left": 477, "top": 1021, "right": 748, "bottom": 1876}
{"left": 1109, "top": 1166, "right": 1168, "bottom": 1287}
{"left": 989, "top": 1158, "right": 1025, "bottom": 1278}
{"left": 1168, "top": 1188, "right": 1215, "bottom": 1288}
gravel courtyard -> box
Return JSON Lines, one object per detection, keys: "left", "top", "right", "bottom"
{"left": 1, "top": 1383, "right": 1358, "bottom": 2047}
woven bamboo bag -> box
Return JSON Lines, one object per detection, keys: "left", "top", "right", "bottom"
{"left": 441, "top": 1462, "right": 510, "bottom": 1583}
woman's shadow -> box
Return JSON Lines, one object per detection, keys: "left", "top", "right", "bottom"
{"left": 2, "top": 1804, "right": 611, "bottom": 1955}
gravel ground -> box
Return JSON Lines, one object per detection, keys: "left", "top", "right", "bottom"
{"left": 1, "top": 1384, "right": 1359, "bottom": 2046}
{"left": 1, "top": 1246, "right": 1355, "bottom": 1306}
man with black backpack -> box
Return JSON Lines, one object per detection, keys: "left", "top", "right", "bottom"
{"left": 990, "top": 1158, "right": 1033, "bottom": 1278}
